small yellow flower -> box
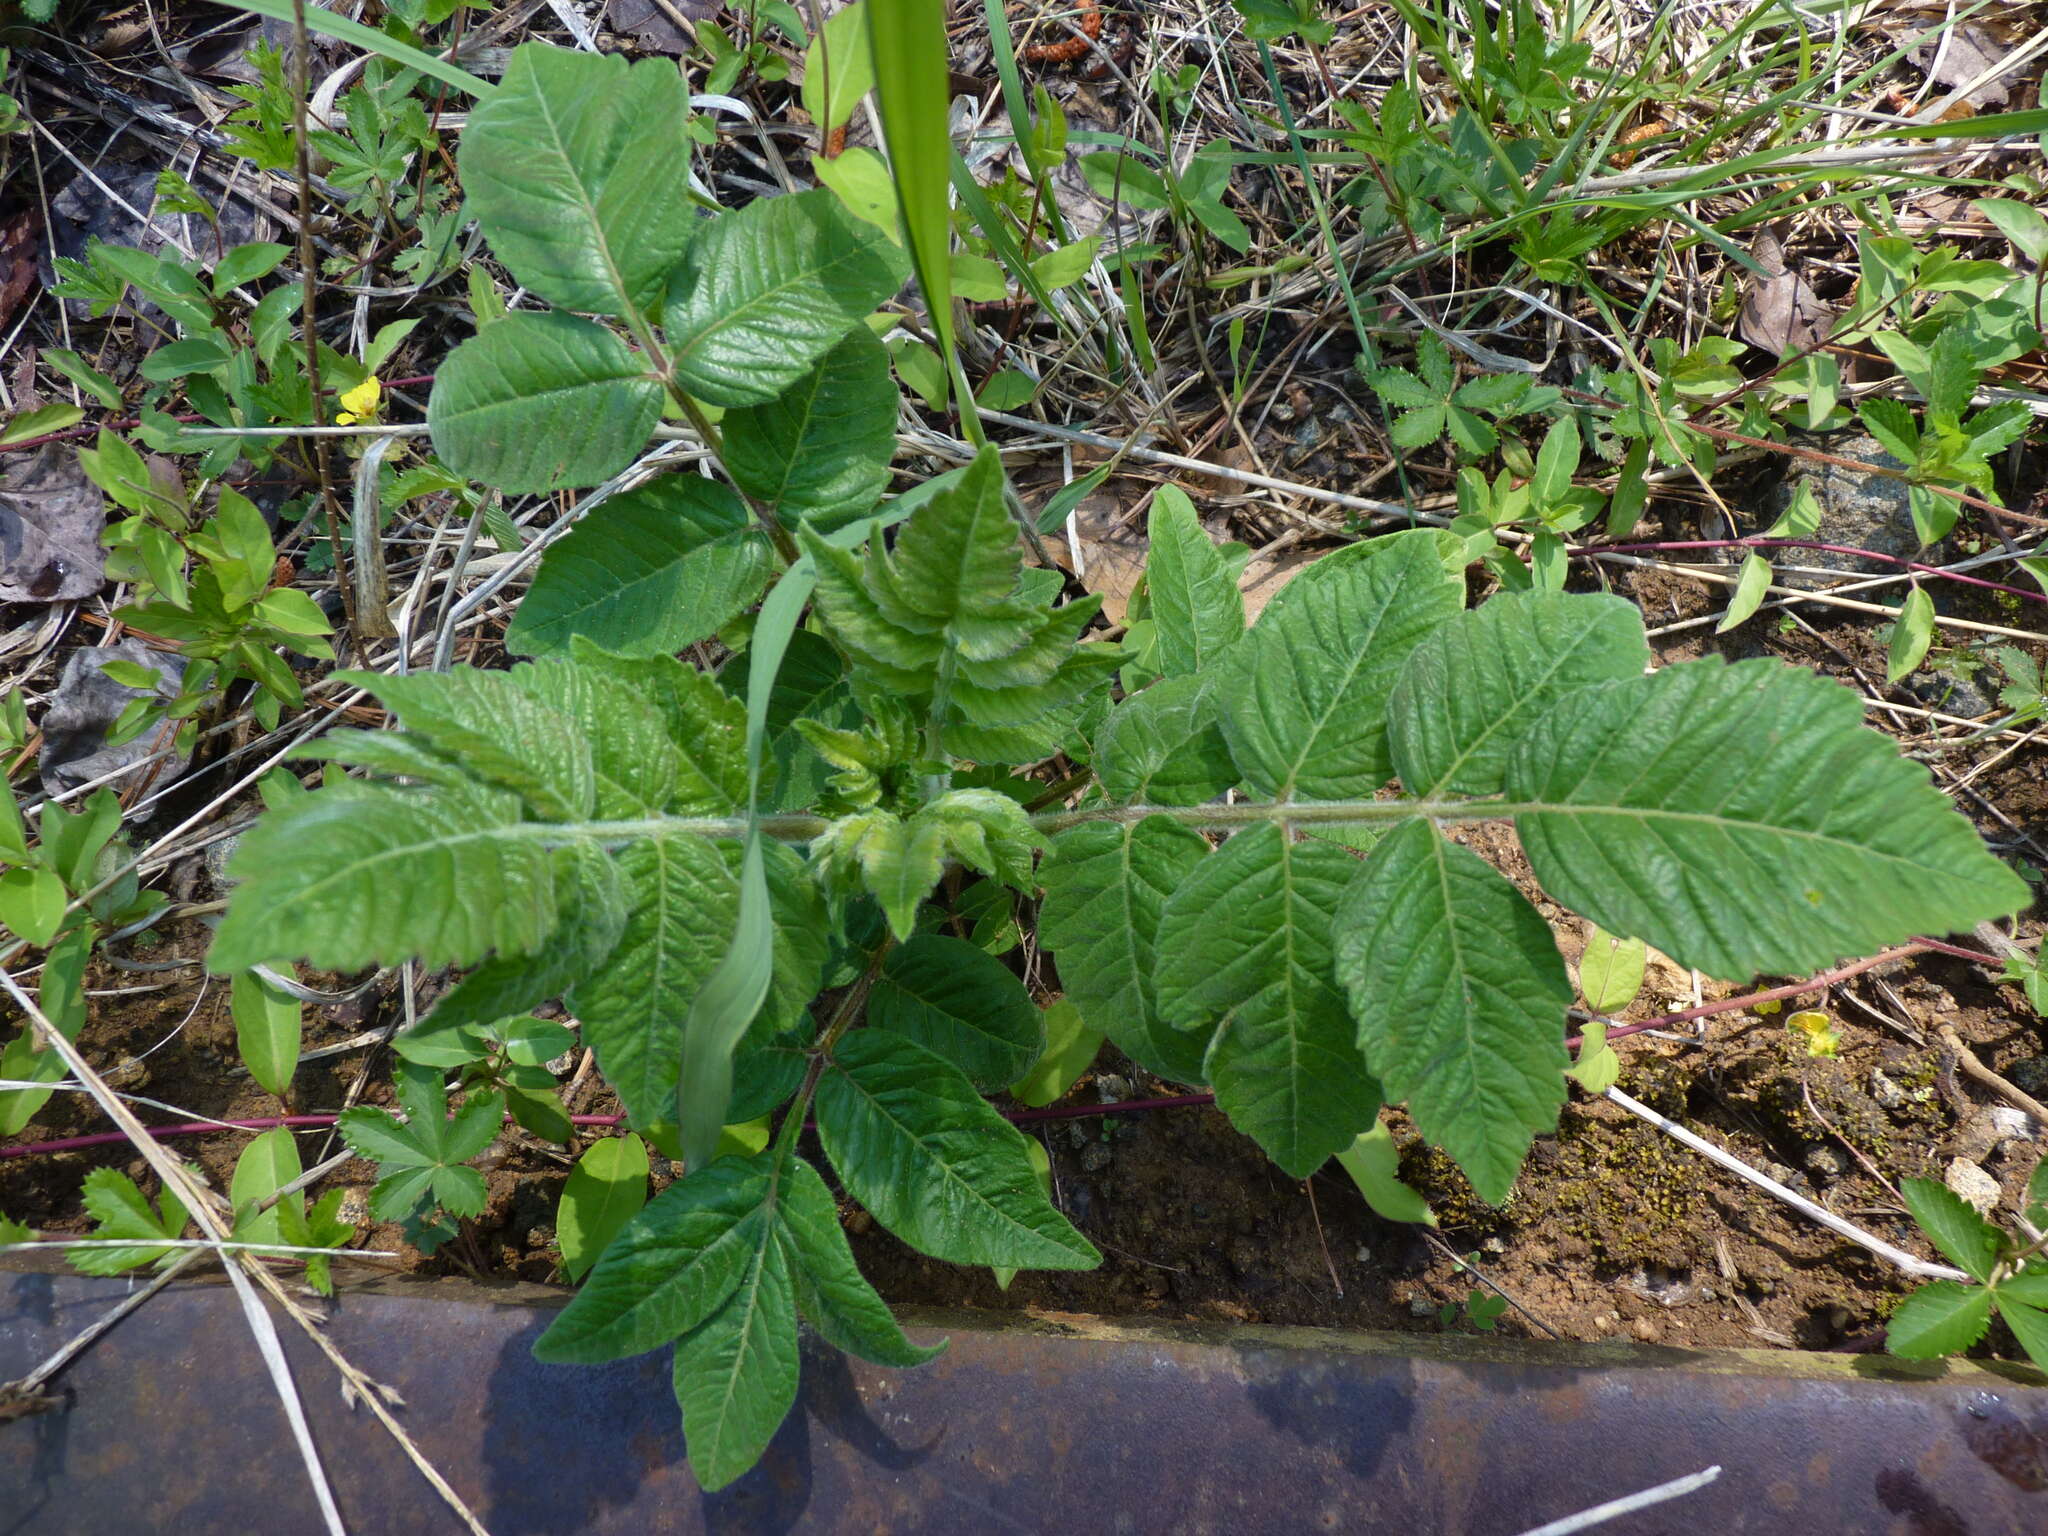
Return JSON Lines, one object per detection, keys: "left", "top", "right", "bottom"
{"left": 1787, "top": 1010, "right": 1840, "bottom": 1059}
{"left": 335, "top": 376, "right": 382, "bottom": 425}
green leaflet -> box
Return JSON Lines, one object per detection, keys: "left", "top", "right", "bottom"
{"left": 558, "top": 1134, "right": 651, "bottom": 1282}
{"left": 1901, "top": 1177, "right": 2000, "bottom": 1281}
{"left": 207, "top": 780, "right": 559, "bottom": 973}
{"left": 1887, "top": 1281, "right": 1994, "bottom": 1358}
{"left": 457, "top": 44, "right": 697, "bottom": 318}
{"left": 1038, "top": 817, "right": 1212, "bottom": 1083}
{"left": 724, "top": 326, "right": 897, "bottom": 531}
{"left": 816, "top": 1029, "right": 1098, "bottom": 1269}
{"left": 568, "top": 831, "right": 738, "bottom": 1130}
{"left": 801, "top": 445, "right": 1118, "bottom": 762}
{"left": 1507, "top": 658, "right": 2029, "bottom": 979}
{"left": 424, "top": 844, "right": 627, "bottom": 1031}
{"left": 1336, "top": 819, "right": 1573, "bottom": 1205}
{"left": 350, "top": 666, "right": 597, "bottom": 821}
{"left": 869, "top": 934, "right": 1044, "bottom": 1088}
{"left": 1095, "top": 674, "right": 1238, "bottom": 806}
{"left": 1218, "top": 531, "right": 1463, "bottom": 801}
{"left": 673, "top": 1218, "right": 800, "bottom": 1491}
{"left": 535, "top": 1153, "right": 776, "bottom": 1364}
{"left": 811, "top": 789, "right": 1046, "bottom": 939}
{"left": 779, "top": 1156, "right": 944, "bottom": 1367}
{"left": 509, "top": 659, "right": 685, "bottom": 817}
{"left": 1145, "top": 486, "right": 1244, "bottom": 676}
{"left": 664, "top": 188, "right": 911, "bottom": 406}
{"left": 507, "top": 476, "right": 775, "bottom": 660}
{"left": 427, "top": 310, "right": 662, "bottom": 493}
{"left": 68, "top": 1167, "right": 190, "bottom": 1276}
{"left": 231, "top": 968, "right": 301, "bottom": 1099}
{"left": 567, "top": 642, "right": 750, "bottom": 814}
{"left": 1388, "top": 590, "right": 1650, "bottom": 798}
{"left": 1154, "top": 824, "right": 1378, "bottom": 1176}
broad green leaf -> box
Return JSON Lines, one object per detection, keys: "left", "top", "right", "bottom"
{"left": 800, "top": 0, "right": 876, "bottom": 132}
{"left": 0, "top": 867, "right": 67, "bottom": 948}
{"left": 231, "top": 969, "right": 302, "bottom": 1099}
{"left": 724, "top": 327, "right": 896, "bottom": 531}
{"left": 1095, "top": 675, "right": 1238, "bottom": 807}
{"left": 779, "top": 1155, "right": 944, "bottom": 1367}
{"left": 1009, "top": 1001, "right": 1105, "bottom": 1109}
{"left": 229, "top": 1126, "right": 305, "bottom": 1249}
{"left": 208, "top": 781, "right": 561, "bottom": 974}
{"left": 664, "top": 188, "right": 910, "bottom": 406}
{"left": 1887, "top": 586, "right": 1934, "bottom": 683}
{"left": 1218, "top": 532, "right": 1463, "bottom": 801}
{"left": 1887, "top": 1280, "right": 1993, "bottom": 1358}
{"left": 1507, "top": 659, "right": 2029, "bottom": 979}
{"left": 534, "top": 1154, "right": 775, "bottom": 1363}
{"left": 558, "top": 1133, "right": 650, "bottom": 1282}
{"left": 1336, "top": 818, "right": 1572, "bottom": 1205}
{"left": 506, "top": 475, "right": 773, "bottom": 659}
{"left": 673, "top": 1218, "right": 799, "bottom": 1492}
{"left": 1156, "top": 824, "right": 1378, "bottom": 1177}
{"left": 1145, "top": 486, "right": 1243, "bottom": 675}
{"left": 1565, "top": 1019, "right": 1621, "bottom": 1094}
{"left": 1333, "top": 1120, "right": 1436, "bottom": 1226}
{"left": 1388, "top": 590, "right": 1649, "bottom": 799}
{"left": 69, "top": 1168, "right": 190, "bottom": 1275}
{"left": 568, "top": 831, "right": 738, "bottom": 1130}
{"left": 1901, "top": 1176, "right": 2000, "bottom": 1281}
{"left": 870, "top": 934, "right": 1043, "bottom": 1088}
{"left": 1039, "top": 817, "right": 1213, "bottom": 1083}
{"left": 455, "top": 44, "right": 695, "bottom": 317}
{"left": 428, "top": 310, "right": 661, "bottom": 493}
{"left": 816, "top": 1029, "right": 1097, "bottom": 1268}
{"left": 1717, "top": 553, "right": 1773, "bottom": 633}
{"left": 1577, "top": 925, "right": 1646, "bottom": 1013}
{"left": 1998, "top": 1297, "right": 2048, "bottom": 1369}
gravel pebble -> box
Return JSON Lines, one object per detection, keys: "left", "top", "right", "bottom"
{"left": 1945, "top": 1157, "right": 2002, "bottom": 1217}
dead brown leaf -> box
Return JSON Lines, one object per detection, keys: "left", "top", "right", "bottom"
{"left": 1913, "top": 23, "right": 2026, "bottom": 110}
{"left": 1738, "top": 225, "right": 1833, "bottom": 358}
{"left": 0, "top": 444, "right": 106, "bottom": 603}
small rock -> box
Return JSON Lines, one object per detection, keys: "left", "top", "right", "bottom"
{"left": 1094, "top": 1073, "right": 1131, "bottom": 1104}
{"left": 100, "top": 1056, "right": 149, "bottom": 1091}
{"left": 1632, "top": 1318, "right": 1660, "bottom": 1343}
{"left": 1763, "top": 1161, "right": 1800, "bottom": 1188}
{"left": 1750, "top": 432, "right": 1941, "bottom": 590}
{"left": 545, "top": 1049, "right": 577, "bottom": 1077}
{"left": 1805, "top": 1145, "right": 1845, "bottom": 1182}
{"left": 334, "top": 1186, "right": 372, "bottom": 1226}
{"left": 1945, "top": 1157, "right": 2002, "bottom": 1217}
{"left": 1079, "top": 1140, "right": 1113, "bottom": 1174}
{"left": 1871, "top": 1069, "right": 1908, "bottom": 1111}
{"left": 1408, "top": 1295, "right": 1436, "bottom": 1318}
{"left": 1956, "top": 1105, "right": 2038, "bottom": 1163}
{"left": 1909, "top": 668, "right": 1997, "bottom": 721}
{"left": 1354, "top": 1244, "right": 1372, "bottom": 1266}
{"left": 1481, "top": 1235, "right": 1506, "bottom": 1255}
{"left": 2006, "top": 1056, "right": 2048, "bottom": 1098}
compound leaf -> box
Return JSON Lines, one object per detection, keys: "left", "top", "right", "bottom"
{"left": 1155, "top": 823, "right": 1379, "bottom": 1177}
{"left": 428, "top": 310, "right": 661, "bottom": 493}
{"left": 506, "top": 476, "right": 774, "bottom": 660}
{"left": 673, "top": 1219, "right": 799, "bottom": 1492}
{"left": 459, "top": 44, "right": 697, "bottom": 317}
{"left": 1388, "top": 590, "right": 1650, "bottom": 798}
{"left": 1039, "top": 817, "right": 1213, "bottom": 1083}
{"left": 1218, "top": 532, "right": 1462, "bottom": 801}
{"left": 1336, "top": 818, "right": 1573, "bottom": 1205}
{"left": 779, "top": 1155, "right": 944, "bottom": 1367}
{"left": 816, "top": 1029, "right": 1097, "bottom": 1269}
{"left": 725, "top": 326, "right": 897, "bottom": 531}
{"left": 870, "top": 934, "right": 1043, "bottom": 1088}
{"left": 1146, "top": 485, "right": 1243, "bottom": 675}
{"left": 534, "top": 1153, "right": 775, "bottom": 1364}
{"left": 1508, "top": 659, "right": 2029, "bottom": 979}
{"left": 664, "top": 188, "right": 910, "bottom": 406}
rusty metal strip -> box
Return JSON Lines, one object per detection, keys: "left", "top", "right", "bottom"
{"left": 3, "top": 1263, "right": 2045, "bottom": 1533}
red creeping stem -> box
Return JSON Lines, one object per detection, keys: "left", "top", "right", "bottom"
{"left": 1019, "top": 0, "right": 1102, "bottom": 64}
